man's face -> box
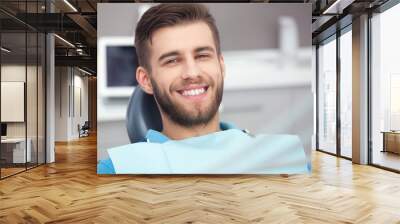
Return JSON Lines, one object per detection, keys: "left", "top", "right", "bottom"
{"left": 146, "top": 22, "right": 225, "bottom": 127}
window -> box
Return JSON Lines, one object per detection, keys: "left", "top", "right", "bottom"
{"left": 317, "top": 36, "right": 337, "bottom": 154}
{"left": 339, "top": 28, "right": 352, "bottom": 158}
{"left": 0, "top": 1, "right": 47, "bottom": 179}
{"left": 371, "top": 2, "right": 400, "bottom": 171}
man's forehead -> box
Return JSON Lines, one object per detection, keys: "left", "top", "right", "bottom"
{"left": 148, "top": 22, "right": 217, "bottom": 55}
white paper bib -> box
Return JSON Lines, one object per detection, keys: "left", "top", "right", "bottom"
{"left": 108, "top": 129, "right": 309, "bottom": 174}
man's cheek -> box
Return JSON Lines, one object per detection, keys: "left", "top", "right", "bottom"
{"left": 206, "top": 63, "right": 222, "bottom": 78}
{"left": 202, "top": 62, "right": 219, "bottom": 71}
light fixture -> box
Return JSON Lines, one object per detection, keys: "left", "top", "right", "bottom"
{"left": 76, "top": 48, "right": 85, "bottom": 55}
{"left": 1, "top": 47, "right": 11, "bottom": 53}
{"left": 322, "top": 0, "right": 354, "bottom": 15}
{"left": 63, "top": 0, "right": 78, "bottom": 12}
{"left": 54, "top": 34, "right": 75, "bottom": 48}
{"left": 78, "top": 67, "right": 92, "bottom": 76}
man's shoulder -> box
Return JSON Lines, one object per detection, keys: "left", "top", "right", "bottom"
{"left": 97, "top": 158, "right": 116, "bottom": 174}
{"left": 98, "top": 142, "right": 156, "bottom": 175}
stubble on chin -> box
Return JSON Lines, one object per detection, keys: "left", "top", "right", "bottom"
{"left": 151, "top": 79, "right": 223, "bottom": 127}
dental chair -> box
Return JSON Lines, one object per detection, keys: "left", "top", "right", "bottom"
{"left": 126, "top": 87, "right": 162, "bottom": 143}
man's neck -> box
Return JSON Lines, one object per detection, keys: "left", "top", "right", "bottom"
{"left": 161, "top": 114, "right": 221, "bottom": 140}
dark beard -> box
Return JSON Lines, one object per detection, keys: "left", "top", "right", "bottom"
{"left": 150, "top": 78, "right": 223, "bottom": 127}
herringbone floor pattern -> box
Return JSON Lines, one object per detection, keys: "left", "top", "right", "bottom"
{"left": 1, "top": 133, "right": 400, "bottom": 223}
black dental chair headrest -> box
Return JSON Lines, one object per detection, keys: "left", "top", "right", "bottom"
{"left": 126, "top": 87, "right": 162, "bottom": 143}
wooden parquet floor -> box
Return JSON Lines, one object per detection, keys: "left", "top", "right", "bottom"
{"left": 1, "top": 133, "right": 400, "bottom": 223}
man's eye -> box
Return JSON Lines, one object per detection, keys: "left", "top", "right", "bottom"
{"left": 165, "top": 59, "right": 178, "bottom": 65}
{"left": 196, "top": 54, "right": 210, "bottom": 59}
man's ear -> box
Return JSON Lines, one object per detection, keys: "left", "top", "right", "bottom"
{"left": 219, "top": 55, "right": 226, "bottom": 79}
{"left": 136, "top": 66, "right": 154, "bottom": 95}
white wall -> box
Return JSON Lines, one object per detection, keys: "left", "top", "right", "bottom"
{"left": 1, "top": 66, "right": 26, "bottom": 128}
{"left": 72, "top": 73, "right": 89, "bottom": 138}
{"left": 1, "top": 63, "right": 47, "bottom": 164}
{"left": 1, "top": 82, "right": 25, "bottom": 122}
{"left": 1, "top": 65, "right": 38, "bottom": 138}
{"left": 55, "top": 67, "right": 89, "bottom": 141}
{"left": 55, "top": 67, "right": 68, "bottom": 141}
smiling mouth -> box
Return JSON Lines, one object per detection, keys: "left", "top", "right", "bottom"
{"left": 177, "top": 86, "right": 209, "bottom": 97}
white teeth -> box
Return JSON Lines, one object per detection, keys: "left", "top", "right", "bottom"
{"left": 181, "top": 88, "right": 205, "bottom": 96}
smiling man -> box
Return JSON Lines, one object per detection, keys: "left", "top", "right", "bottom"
{"left": 135, "top": 9, "right": 225, "bottom": 140}
{"left": 98, "top": 3, "right": 310, "bottom": 174}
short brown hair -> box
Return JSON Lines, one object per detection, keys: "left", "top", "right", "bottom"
{"left": 134, "top": 3, "right": 221, "bottom": 72}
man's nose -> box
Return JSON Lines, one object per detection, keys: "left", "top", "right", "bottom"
{"left": 181, "top": 57, "right": 201, "bottom": 79}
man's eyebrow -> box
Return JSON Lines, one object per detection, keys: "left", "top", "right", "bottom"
{"left": 158, "top": 51, "right": 179, "bottom": 63}
{"left": 158, "top": 46, "right": 215, "bottom": 62}
{"left": 195, "top": 46, "right": 215, "bottom": 53}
